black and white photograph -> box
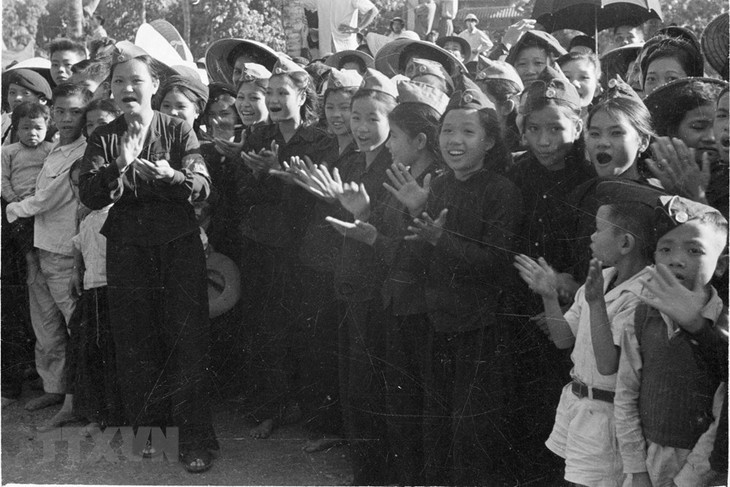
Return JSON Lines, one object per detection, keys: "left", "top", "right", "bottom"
{"left": 1, "top": 0, "right": 728, "bottom": 484}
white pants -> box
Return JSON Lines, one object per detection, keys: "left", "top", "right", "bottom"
{"left": 27, "top": 249, "right": 75, "bottom": 394}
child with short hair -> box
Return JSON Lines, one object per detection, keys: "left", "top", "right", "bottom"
{"left": 2, "top": 102, "right": 54, "bottom": 251}
{"left": 615, "top": 195, "right": 729, "bottom": 487}
{"left": 5, "top": 82, "right": 91, "bottom": 419}
{"left": 48, "top": 38, "right": 88, "bottom": 85}
{"left": 506, "top": 64, "right": 596, "bottom": 483}
{"left": 515, "top": 181, "right": 660, "bottom": 487}
{"left": 3, "top": 69, "right": 53, "bottom": 145}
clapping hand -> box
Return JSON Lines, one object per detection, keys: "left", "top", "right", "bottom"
{"left": 280, "top": 156, "right": 340, "bottom": 201}
{"left": 134, "top": 158, "right": 175, "bottom": 182}
{"left": 241, "top": 140, "right": 280, "bottom": 174}
{"left": 383, "top": 162, "right": 431, "bottom": 216}
{"left": 514, "top": 254, "right": 559, "bottom": 299}
{"left": 118, "top": 117, "right": 147, "bottom": 171}
{"left": 325, "top": 217, "right": 378, "bottom": 245}
{"left": 405, "top": 209, "right": 447, "bottom": 246}
{"left": 583, "top": 259, "right": 605, "bottom": 304}
{"left": 213, "top": 136, "right": 245, "bottom": 159}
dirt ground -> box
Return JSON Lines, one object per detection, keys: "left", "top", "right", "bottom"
{"left": 1, "top": 386, "right": 353, "bottom": 485}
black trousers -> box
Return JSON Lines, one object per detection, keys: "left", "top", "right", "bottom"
{"left": 106, "top": 232, "right": 216, "bottom": 452}
{"left": 339, "top": 298, "right": 391, "bottom": 485}
{"left": 422, "top": 324, "right": 516, "bottom": 486}
{"left": 384, "top": 312, "right": 431, "bottom": 485}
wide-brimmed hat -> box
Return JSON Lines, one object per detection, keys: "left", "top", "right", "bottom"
{"left": 436, "top": 36, "right": 472, "bottom": 60}
{"left": 375, "top": 38, "right": 466, "bottom": 78}
{"left": 702, "top": 13, "right": 729, "bottom": 80}
{"left": 465, "top": 13, "right": 479, "bottom": 23}
{"left": 324, "top": 50, "right": 375, "bottom": 71}
{"left": 205, "top": 38, "right": 279, "bottom": 85}
{"left": 207, "top": 251, "right": 241, "bottom": 318}
{"left": 505, "top": 30, "right": 567, "bottom": 66}
{"left": 600, "top": 43, "right": 642, "bottom": 89}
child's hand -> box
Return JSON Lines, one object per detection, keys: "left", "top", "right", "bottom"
{"left": 325, "top": 217, "right": 377, "bottom": 246}
{"left": 134, "top": 158, "right": 175, "bottom": 183}
{"left": 405, "top": 209, "right": 447, "bottom": 246}
{"left": 555, "top": 272, "right": 580, "bottom": 303}
{"left": 648, "top": 137, "right": 710, "bottom": 204}
{"left": 337, "top": 182, "right": 371, "bottom": 220}
{"left": 118, "top": 118, "right": 147, "bottom": 170}
{"left": 638, "top": 263, "right": 711, "bottom": 333}
{"left": 529, "top": 311, "right": 552, "bottom": 336}
{"left": 514, "top": 254, "right": 559, "bottom": 299}
{"left": 241, "top": 141, "right": 280, "bottom": 174}
{"left": 383, "top": 162, "right": 431, "bottom": 216}
{"left": 68, "top": 271, "right": 83, "bottom": 299}
{"left": 284, "top": 156, "right": 339, "bottom": 201}
{"left": 213, "top": 136, "right": 245, "bottom": 159}
{"left": 584, "top": 259, "right": 605, "bottom": 304}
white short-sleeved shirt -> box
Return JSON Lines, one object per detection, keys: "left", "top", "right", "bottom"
{"left": 72, "top": 206, "right": 110, "bottom": 290}
{"left": 564, "top": 266, "right": 651, "bottom": 391}
{"left": 314, "top": 0, "right": 376, "bottom": 53}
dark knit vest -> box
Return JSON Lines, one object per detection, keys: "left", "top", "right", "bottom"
{"left": 635, "top": 303, "right": 718, "bottom": 450}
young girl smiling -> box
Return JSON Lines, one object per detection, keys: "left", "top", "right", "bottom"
{"left": 234, "top": 56, "right": 334, "bottom": 440}
{"left": 411, "top": 75, "right": 522, "bottom": 485}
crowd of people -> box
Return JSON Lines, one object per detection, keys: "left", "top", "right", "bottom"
{"left": 1, "top": 5, "right": 729, "bottom": 486}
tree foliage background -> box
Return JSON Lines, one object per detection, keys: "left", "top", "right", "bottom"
{"left": 3, "top": 0, "right": 727, "bottom": 59}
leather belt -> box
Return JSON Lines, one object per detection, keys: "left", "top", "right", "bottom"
{"left": 571, "top": 380, "right": 615, "bottom": 403}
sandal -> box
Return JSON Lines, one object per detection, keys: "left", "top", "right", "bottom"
{"left": 180, "top": 449, "right": 213, "bottom": 473}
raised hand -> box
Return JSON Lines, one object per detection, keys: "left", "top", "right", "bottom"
{"left": 383, "top": 162, "right": 432, "bottom": 216}
{"left": 583, "top": 259, "right": 605, "bottom": 304}
{"left": 337, "top": 182, "right": 371, "bottom": 220}
{"left": 648, "top": 137, "right": 710, "bottom": 204}
{"left": 514, "top": 254, "right": 559, "bottom": 299}
{"left": 637, "top": 263, "right": 711, "bottom": 333}
{"left": 325, "top": 216, "right": 378, "bottom": 245}
{"left": 405, "top": 208, "right": 447, "bottom": 246}
{"left": 117, "top": 118, "right": 147, "bottom": 171}
{"left": 555, "top": 272, "right": 581, "bottom": 303}
{"left": 502, "top": 19, "right": 537, "bottom": 49}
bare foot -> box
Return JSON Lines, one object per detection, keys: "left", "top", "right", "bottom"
{"left": 25, "top": 393, "right": 64, "bottom": 411}
{"left": 249, "top": 419, "right": 274, "bottom": 439}
{"left": 303, "top": 436, "right": 346, "bottom": 453}
{"left": 36, "top": 410, "right": 81, "bottom": 432}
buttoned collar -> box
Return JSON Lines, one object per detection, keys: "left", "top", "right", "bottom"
{"left": 51, "top": 135, "right": 86, "bottom": 157}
